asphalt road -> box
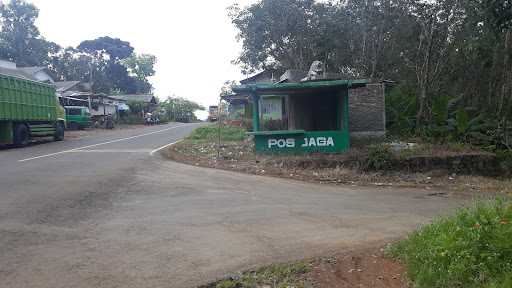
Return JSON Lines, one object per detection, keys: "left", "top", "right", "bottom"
{"left": 0, "top": 123, "right": 464, "bottom": 288}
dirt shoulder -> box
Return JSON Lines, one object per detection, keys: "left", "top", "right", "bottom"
{"left": 308, "top": 247, "right": 407, "bottom": 288}
{"left": 64, "top": 124, "right": 149, "bottom": 140}
{"left": 165, "top": 139, "right": 512, "bottom": 195}
{"left": 163, "top": 126, "right": 507, "bottom": 287}
{"left": 202, "top": 246, "right": 408, "bottom": 288}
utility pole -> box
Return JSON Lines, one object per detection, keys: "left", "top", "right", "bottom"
{"left": 167, "top": 96, "right": 171, "bottom": 122}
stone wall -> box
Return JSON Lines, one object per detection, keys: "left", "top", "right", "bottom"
{"left": 349, "top": 83, "right": 386, "bottom": 138}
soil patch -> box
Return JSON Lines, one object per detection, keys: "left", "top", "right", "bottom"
{"left": 64, "top": 124, "right": 148, "bottom": 140}
{"left": 165, "top": 139, "right": 512, "bottom": 195}
{"left": 201, "top": 247, "right": 408, "bottom": 288}
{"left": 308, "top": 248, "right": 407, "bottom": 288}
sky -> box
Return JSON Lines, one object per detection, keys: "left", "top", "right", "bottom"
{"left": 30, "top": 0, "right": 255, "bottom": 119}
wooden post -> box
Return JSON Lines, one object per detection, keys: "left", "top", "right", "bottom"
{"left": 217, "top": 99, "right": 222, "bottom": 158}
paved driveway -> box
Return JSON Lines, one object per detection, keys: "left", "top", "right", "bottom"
{"left": 0, "top": 123, "right": 463, "bottom": 288}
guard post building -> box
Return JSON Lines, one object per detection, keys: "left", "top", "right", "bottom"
{"left": 232, "top": 79, "right": 368, "bottom": 154}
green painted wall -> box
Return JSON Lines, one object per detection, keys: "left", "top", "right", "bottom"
{"left": 253, "top": 130, "right": 349, "bottom": 154}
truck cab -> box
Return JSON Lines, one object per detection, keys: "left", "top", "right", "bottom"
{"left": 65, "top": 106, "right": 92, "bottom": 130}
{"left": 208, "top": 106, "right": 218, "bottom": 122}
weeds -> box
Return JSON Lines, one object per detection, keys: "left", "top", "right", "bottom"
{"left": 362, "top": 144, "right": 393, "bottom": 171}
{"left": 204, "top": 262, "right": 311, "bottom": 288}
{"left": 186, "top": 125, "right": 247, "bottom": 142}
{"left": 389, "top": 199, "right": 512, "bottom": 288}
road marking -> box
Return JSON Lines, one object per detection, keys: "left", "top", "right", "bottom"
{"left": 18, "top": 124, "right": 191, "bottom": 162}
{"left": 70, "top": 149, "right": 153, "bottom": 153}
{"left": 150, "top": 139, "right": 183, "bottom": 156}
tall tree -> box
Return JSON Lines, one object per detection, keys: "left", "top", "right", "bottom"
{"left": 0, "top": 0, "right": 59, "bottom": 66}
{"left": 228, "top": 0, "right": 321, "bottom": 73}
{"left": 75, "top": 36, "right": 139, "bottom": 94}
{"left": 121, "top": 53, "right": 157, "bottom": 93}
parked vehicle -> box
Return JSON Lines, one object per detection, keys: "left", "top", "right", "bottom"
{"left": 208, "top": 105, "right": 218, "bottom": 122}
{"left": 0, "top": 73, "right": 66, "bottom": 147}
{"left": 144, "top": 113, "right": 160, "bottom": 125}
{"left": 65, "top": 106, "right": 92, "bottom": 130}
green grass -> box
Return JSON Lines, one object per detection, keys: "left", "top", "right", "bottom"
{"left": 388, "top": 199, "right": 512, "bottom": 288}
{"left": 206, "top": 262, "right": 310, "bottom": 288}
{"left": 186, "top": 125, "right": 247, "bottom": 142}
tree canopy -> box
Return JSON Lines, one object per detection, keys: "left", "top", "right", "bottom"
{"left": 0, "top": 0, "right": 156, "bottom": 95}
{"left": 230, "top": 0, "right": 512, "bottom": 148}
{"left": 0, "top": 0, "right": 58, "bottom": 66}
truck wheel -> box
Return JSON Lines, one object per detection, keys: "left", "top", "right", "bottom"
{"left": 13, "top": 124, "right": 30, "bottom": 147}
{"left": 54, "top": 122, "right": 65, "bottom": 141}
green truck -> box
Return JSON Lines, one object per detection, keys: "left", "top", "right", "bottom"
{"left": 0, "top": 73, "right": 65, "bottom": 147}
{"left": 64, "top": 106, "right": 92, "bottom": 130}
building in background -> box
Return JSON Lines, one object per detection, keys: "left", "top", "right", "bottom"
{"left": 226, "top": 67, "right": 386, "bottom": 138}
{"left": 0, "top": 60, "right": 54, "bottom": 83}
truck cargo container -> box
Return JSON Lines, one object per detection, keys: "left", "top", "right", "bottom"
{"left": 0, "top": 73, "right": 65, "bottom": 147}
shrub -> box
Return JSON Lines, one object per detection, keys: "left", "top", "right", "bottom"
{"left": 120, "top": 114, "right": 144, "bottom": 125}
{"left": 206, "top": 262, "right": 310, "bottom": 288}
{"left": 386, "top": 84, "right": 417, "bottom": 136}
{"left": 362, "top": 144, "right": 393, "bottom": 171}
{"left": 187, "top": 125, "right": 247, "bottom": 142}
{"left": 496, "top": 150, "right": 512, "bottom": 175}
{"left": 389, "top": 199, "right": 512, "bottom": 288}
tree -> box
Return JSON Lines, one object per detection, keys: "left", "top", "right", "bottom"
{"left": 403, "top": 0, "right": 464, "bottom": 126}
{"left": 49, "top": 47, "right": 94, "bottom": 82}
{"left": 0, "top": 0, "right": 59, "bottom": 66}
{"left": 0, "top": 1, "right": 157, "bottom": 96}
{"left": 230, "top": 0, "right": 512, "bottom": 146}
{"left": 77, "top": 36, "right": 133, "bottom": 61}
{"left": 75, "top": 37, "right": 135, "bottom": 93}
{"left": 121, "top": 53, "right": 157, "bottom": 93}
{"left": 72, "top": 36, "right": 156, "bottom": 94}
{"left": 161, "top": 97, "right": 205, "bottom": 122}
{"left": 122, "top": 53, "right": 156, "bottom": 81}
{"left": 228, "top": 0, "right": 321, "bottom": 73}
{"left": 219, "top": 80, "right": 238, "bottom": 97}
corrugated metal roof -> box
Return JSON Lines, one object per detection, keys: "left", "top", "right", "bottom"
{"left": 0, "top": 66, "right": 38, "bottom": 81}
{"left": 54, "top": 81, "right": 81, "bottom": 92}
{"left": 232, "top": 79, "right": 368, "bottom": 95}
{"left": 17, "top": 66, "right": 46, "bottom": 75}
{"left": 109, "top": 94, "right": 157, "bottom": 103}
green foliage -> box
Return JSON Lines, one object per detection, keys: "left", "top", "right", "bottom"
{"left": 231, "top": 0, "right": 512, "bottom": 152}
{"left": 211, "top": 262, "right": 310, "bottom": 288}
{"left": 78, "top": 36, "right": 133, "bottom": 60}
{"left": 485, "top": 273, "right": 512, "bottom": 288}
{"left": 389, "top": 199, "right": 512, "bottom": 288}
{"left": 121, "top": 53, "right": 156, "bottom": 93}
{"left": 187, "top": 126, "right": 247, "bottom": 142}
{"left": 362, "top": 144, "right": 393, "bottom": 171}
{"left": 119, "top": 114, "right": 144, "bottom": 125}
{"left": 386, "top": 85, "right": 417, "bottom": 136}
{"left": 0, "top": 2, "right": 156, "bottom": 94}
{"left": 0, "top": 0, "right": 58, "bottom": 67}
{"left": 161, "top": 97, "right": 204, "bottom": 123}
{"left": 496, "top": 150, "right": 512, "bottom": 174}
{"left": 126, "top": 100, "right": 150, "bottom": 116}
{"left": 73, "top": 37, "right": 155, "bottom": 94}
